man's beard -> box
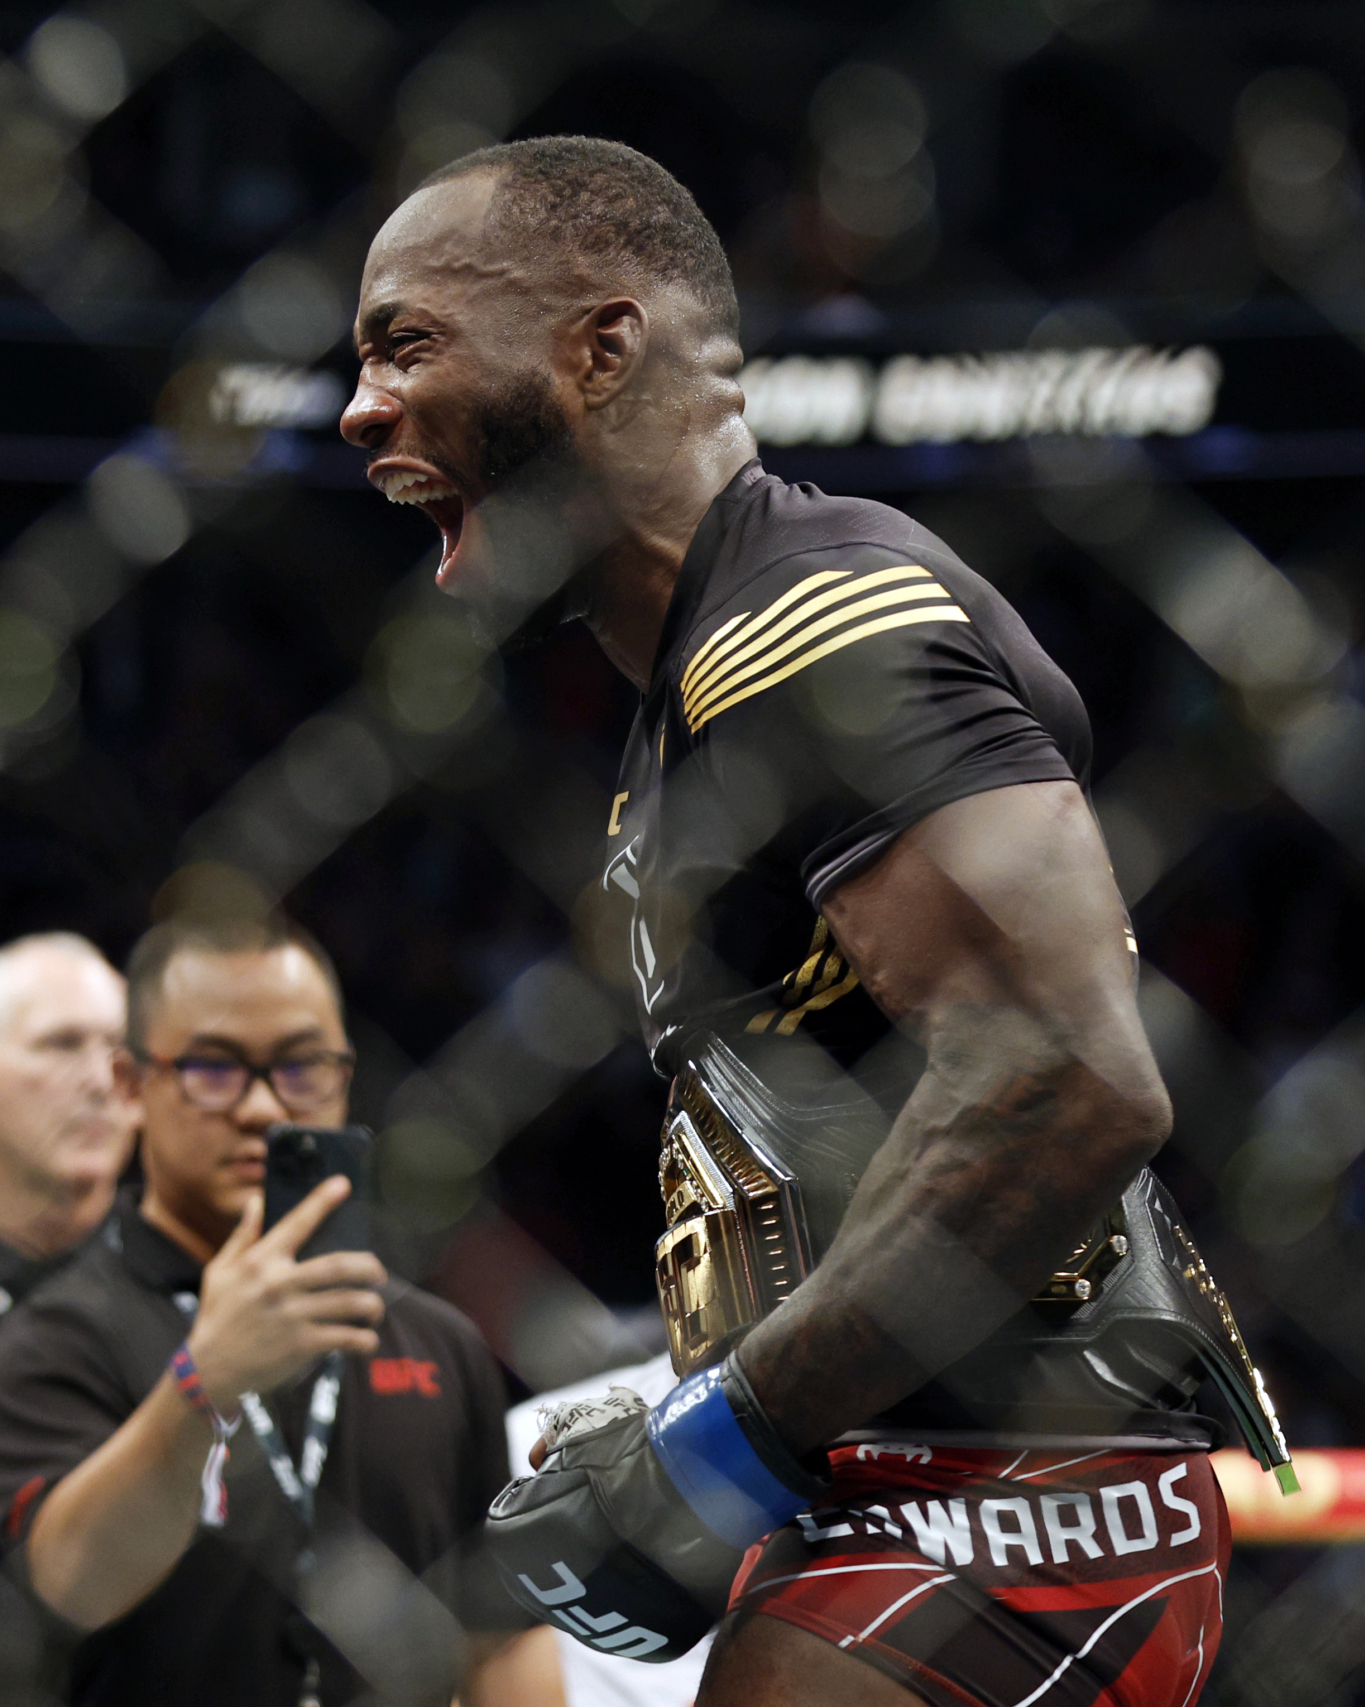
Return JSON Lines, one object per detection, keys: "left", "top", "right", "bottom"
{"left": 452, "top": 371, "right": 603, "bottom": 652}
{"left": 474, "top": 369, "right": 575, "bottom": 490}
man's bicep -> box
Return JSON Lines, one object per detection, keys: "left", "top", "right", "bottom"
{"left": 821, "top": 781, "right": 1157, "bottom": 1102}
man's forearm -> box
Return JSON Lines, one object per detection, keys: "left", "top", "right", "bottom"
{"left": 736, "top": 1013, "right": 1168, "bottom": 1455}
{"left": 460, "top": 1626, "right": 568, "bottom": 1707}
{"left": 27, "top": 1372, "right": 217, "bottom": 1629}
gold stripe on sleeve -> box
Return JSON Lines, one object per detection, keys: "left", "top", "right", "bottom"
{"left": 678, "top": 610, "right": 751, "bottom": 696}
{"left": 682, "top": 564, "right": 932, "bottom": 714}
{"left": 680, "top": 569, "right": 855, "bottom": 705}
{"left": 773, "top": 966, "right": 861, "bottom": 1034}
{"left": 688, "top": 603, "right": 969, "bottom": 732}
{"left": 788, "top": 917, "right": 829, "bottom": 999}
{"left": 686, "top": 582, "right": 958, "bottom": 727}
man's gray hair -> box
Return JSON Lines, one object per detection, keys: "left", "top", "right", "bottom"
{"left": 0, "top": 931, "right": 112, "bottom": 967}
{"left": 0, "top": 932, "right": 121, "bottom": 1031}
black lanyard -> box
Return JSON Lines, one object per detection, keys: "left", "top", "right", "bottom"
{"left": 239, "top": 1355, "right": 342, "bottom": 1527}
{"left": 172, "top": 1294, "right": 339, "bottom": 1707}
{"left": 172, "top": 1291, "right": 342, "bottom": 1528}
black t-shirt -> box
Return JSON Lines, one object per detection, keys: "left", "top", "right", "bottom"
{"left": 607, "top": 461, "right": 1091, "bottom": 1078}
{"left": 0, "top": 1234, "right": 96, "bottom": 1707}
{"left": 0, "top": 1200, "right": 517, "bottom": 1707}
{"left": 0, "top": 1238, "right": 78, "bottom": 1322}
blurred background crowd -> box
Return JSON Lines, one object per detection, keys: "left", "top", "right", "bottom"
{"left": 0, "top": 0, "right": 1363, "bottom": 1699}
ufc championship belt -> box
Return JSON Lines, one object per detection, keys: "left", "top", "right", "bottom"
{"left": 655, "top": 1034, "right": 1296, "bottom": 1492}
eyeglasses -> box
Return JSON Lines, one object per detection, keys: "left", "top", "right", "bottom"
{"left": 135, "top": 1050, "right": 355, "bottom": 1114}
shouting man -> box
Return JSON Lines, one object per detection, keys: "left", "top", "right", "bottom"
{"left": 342, "top": 138, "right": 1287, "bottom": 1707}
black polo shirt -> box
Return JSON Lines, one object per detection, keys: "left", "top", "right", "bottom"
{"left": 0, "top": 1198, "right": 518, "bottom": 1707}
{"left": 606, "top": 460, "right": 1092, "bottom": 1078}
{"left": 0, "top": 1238, "right": 74, "bottom": 1322}
{"left": 0, "top": 1232, "right": 103, "bottom": 1705}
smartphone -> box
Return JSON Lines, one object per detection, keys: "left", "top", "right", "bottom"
{"left": 263, "top": 1124, "right": 374, "bottom": 1260}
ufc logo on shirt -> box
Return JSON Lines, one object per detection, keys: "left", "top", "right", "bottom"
{"left": 369, "top": 1357, "right": 441, "bottom": 1397}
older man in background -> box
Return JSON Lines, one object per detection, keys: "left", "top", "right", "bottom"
{"left": 0, "top": 933, "right": 136, "bottom": 1317}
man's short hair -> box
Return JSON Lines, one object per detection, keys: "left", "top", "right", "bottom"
{"left": 125, "top": 915, "right": 344, "bottom": 1052}
{"left": 0, "top": 931, "right": 110, "bottom": 968}
{"left": 0, "top": 932, "right": 119, "bottom": 1030}
{"left": 420, "top": 136, "right": 739, "bottom": 336}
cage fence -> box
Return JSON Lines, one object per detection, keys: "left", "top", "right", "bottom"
{"left": 1, "top": 0, "right": 1365, "bottom": 1700}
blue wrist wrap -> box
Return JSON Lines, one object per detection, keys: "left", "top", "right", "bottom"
{"left": 645, "top": 1364, "right": 810, "bottom": 1549}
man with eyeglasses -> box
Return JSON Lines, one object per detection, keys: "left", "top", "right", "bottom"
{"left": 0, "top": 933, "right": 137, "bottom": 1320}
{"left": 0, "top": 914, "right": 564, "bottom": 1707}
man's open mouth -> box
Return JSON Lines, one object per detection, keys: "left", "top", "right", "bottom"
{"left": 368, "top": 459, "right": 466, "bottom": 584}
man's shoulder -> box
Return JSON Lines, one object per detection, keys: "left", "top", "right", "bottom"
{"left": 684, "top": 475, "right": 977, "bottom": 661}
{"left": 0, "top": 1239, "right": 71, "bottom": 1317}
{"left": 0, "top": 1232, "right": 150, "bottom": 1391}
{"left": 676, "top": 477, "right": 984, "bottom": 737}
{"left": 708, "top": 474, "right": 933, "bottom": 597}
{"left": 4, "top": 1228, "right": 134, "bottom": 1328}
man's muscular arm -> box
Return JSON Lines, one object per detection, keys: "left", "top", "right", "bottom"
{"left": 485, "top": 778, "right": 1169, "bottom": 1635}
{"left": 736, "top": 778, "right": 1170, "bottom": 1456}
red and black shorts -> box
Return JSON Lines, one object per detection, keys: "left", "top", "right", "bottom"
{"left": 731, "top": 1442, "right": 1230, "bottom": 1707}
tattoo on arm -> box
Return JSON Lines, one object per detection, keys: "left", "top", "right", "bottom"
{"left": 737, "top": 996, "right": 1164, "bottom": 1455}
{"left": 735, "top": 785, "right": 1171, "bottom": 1454}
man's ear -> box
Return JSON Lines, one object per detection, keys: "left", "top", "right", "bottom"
{"left": 113, "top": 1048, "right": 143, "bottom": 1108}
{"left": 579, "top": 298, "right": 648, "bottom": 409}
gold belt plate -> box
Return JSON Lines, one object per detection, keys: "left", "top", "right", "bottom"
{"left": 655, "top": 1068, "right": 809, "bottom": 1377}
{"left": 654, "top": 1065, "right": 1133, "bottom": 1377}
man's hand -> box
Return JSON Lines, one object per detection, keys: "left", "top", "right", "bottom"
{"left": 188, "top": 1178, "right": 386, "bottom": 1410}
{"left": 27, "top": 1181, "right": 386, "bottom": 1630}
{"left": 487, "top": 1380, "right": 751, "bottom": 1663}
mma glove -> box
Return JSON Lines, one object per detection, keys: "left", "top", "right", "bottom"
{"left": 486, "top": 1353, "right": 830, "bottom": 1662}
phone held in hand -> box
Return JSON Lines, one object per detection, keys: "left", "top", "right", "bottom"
{"left": 263, "top": 1124, "right": 374, "bottom": 1260}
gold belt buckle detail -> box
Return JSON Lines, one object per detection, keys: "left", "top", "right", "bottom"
{"left": 654, "top": 1061, "right": 1134, "bottom": 1375}
{"left": 654, "top": 1068, "right": 809, "bottom": 1377}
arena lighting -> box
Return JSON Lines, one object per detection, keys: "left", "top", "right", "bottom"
{"left": 1214, "top": 1449, "right": 1365, "bottom": 1543}
{"left": 739, "top": 346, "right": 1222, "bottom": 447}
{"left": 208, "top": 363, "right": 347, "bottom": 429}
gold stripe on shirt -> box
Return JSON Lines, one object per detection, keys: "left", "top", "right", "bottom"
{"left": 688, "top": 603, "right": 970, "bottom": 732}
{"left": 682, "top": 564, "right": 933, "bottom": 714}
{"left": 680, "top": 569, "right": 855, "bottom": 707}
{"left": 686, "top": 582, "right": 961, "bottom": 728}
{"left": 788, "top": 917, "right": 830, "bottom": 999}
{"left": 747, "top": 949, "right": 862, "bottom": 1036}
{"left": 773, "top": 966, "right": 861, "bottom": 1034}
{"left": 679, "top": 609, "right": 751, "bottom": 693}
